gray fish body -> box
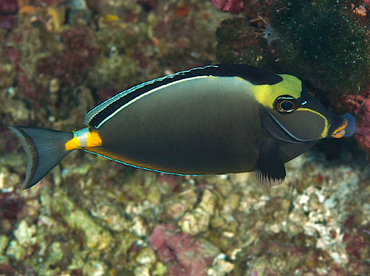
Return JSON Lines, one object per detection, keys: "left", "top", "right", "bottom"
{"left": 9, "top": 65, "right": 355, "bottom": 189}
{"left": 97, "top": 76, "right": 266, "bottom": 174}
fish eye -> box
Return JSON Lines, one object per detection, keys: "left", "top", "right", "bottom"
{"left": 274, "top": 95, "right": 298, "bottom": 113}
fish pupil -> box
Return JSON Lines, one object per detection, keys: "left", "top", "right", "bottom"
{"left": 281, "top": 101, "right": 293, "bottom": 110}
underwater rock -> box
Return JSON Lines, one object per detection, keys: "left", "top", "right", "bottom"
{"left": 207, "top": 254, "right": 234, "bottom": 276}
{"left": 52, "top": 189, "right": 113, "bottom": 251}
{"left": 37, "top": 27, "right": 100, "bottom": 87}
{"left": 81, "top": 260, "right": 107, "bottom": 276}
{"left": 355, "top": 98, "right": 370, "bottom": 150}
{"left": 6, "top": 220, "right": 36, "bottom": 261}
{"left": 211, "top": 0, "right": 243, "bottom": 14}
{"left": 0, "top": 0, "right": 18, "bottom": 30}
{"left": 270, "top": 0, "right": 370, "bottom": 95}
{"left": 0, "top": 15, "right": 17, "bottom": 30}
{"left": 149, "top": 224, "right": 218, "bottom": 276}
{"left": 216, "top": 17, "right": 273, "bottom": 66}
{"left": 62, "top": 0, "right": 90, "bottom": 26}
{"left": 342, "top": 91, "right": 370, "bottom": 154}
{"left": 0, "top": 0, "right": 18, "bottom": 14}
{"left": 149, "top": 0, "right": 224, "bottom": 71}
{"left": 179, "top": 189, "right": 216, "bottom": 235}
{"left": 135, "top": 247, "right": 157, "bottom": 266}
{"left": 0, "top": 236, "right": 9, "bottom": 255}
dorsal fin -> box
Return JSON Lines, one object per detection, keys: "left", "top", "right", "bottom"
{"left": 83, "top": 64, "right": 283, "bottom": 128}
{"left": 83, "top": 65, "right": 215, "bottom": 127}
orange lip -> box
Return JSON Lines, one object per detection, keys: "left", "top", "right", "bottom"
{"left": 332, "top": 119, "right": 348, "bottom": 138}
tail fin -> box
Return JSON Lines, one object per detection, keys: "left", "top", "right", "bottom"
{"left": 9, "top": 126, "right": 74, "bottom": 189}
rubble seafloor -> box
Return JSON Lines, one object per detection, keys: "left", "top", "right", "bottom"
{"left": 0, "top": 0, "right": 370, "bottom": 275}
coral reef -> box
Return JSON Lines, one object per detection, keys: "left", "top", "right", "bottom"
{"left": 212, "top": 0, "right": 272, "bottom": 17}
{"left": 0, "top": 0, "right": 18, "bottom": 31}
{"left": 342, "top": 89, "right": 370, "bottom": 154}
{"left": 0, "top": 0, "right": 369, "bottom": 275}
{"left": 149, "top": 224, "right": 218, "bottom": 276}
{"left": 211, "top": 0, "right": 244, "bottom": 14}
{"left": 216, "top": 16, "right": 274, "bottom": 67}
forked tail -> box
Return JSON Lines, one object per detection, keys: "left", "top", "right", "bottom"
{"left": 9, "top": 126, "right": 74, "bottom": 189}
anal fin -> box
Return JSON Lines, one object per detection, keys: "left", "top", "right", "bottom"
{"left": 256, "top": 140, "right": 286, "bottom": 187}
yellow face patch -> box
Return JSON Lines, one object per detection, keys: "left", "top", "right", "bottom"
{"left": 252, "top": 74, "right": 303, "bottom": 109}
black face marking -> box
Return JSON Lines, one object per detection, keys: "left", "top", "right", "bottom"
{"left": 88, "top": 64, "right": 283, "bottom": 127}
{"left": 220, "top": 64, "right": 283, "bottom": 85}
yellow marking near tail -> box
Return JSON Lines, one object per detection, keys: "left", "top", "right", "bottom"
{"left": 65, "top": 137, "right": 81, "bottom": 151}
{"left": 65, "top": 130, "right": 102, "bottom": 151}
{"left": 86, "top": 131, "right": 102, "bottom": 147}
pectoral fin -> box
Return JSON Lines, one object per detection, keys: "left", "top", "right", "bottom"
{"left": 256, "top": 140, "right": 286, "bottom": 187}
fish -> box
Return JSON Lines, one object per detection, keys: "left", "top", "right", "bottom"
{"left": 9, "top": 64, "right": 356, "bottom": 189}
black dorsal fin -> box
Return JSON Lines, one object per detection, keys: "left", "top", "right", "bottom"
{"left": 83, "top": 64, "right": 283, "bottom": 128}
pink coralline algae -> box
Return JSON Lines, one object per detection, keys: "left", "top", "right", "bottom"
{"left": 0, "top": 0, "right": 18, "bottom": 30}
{"left": 0, "top": 15, "right": 17, "bottom": 30}
{"left": 36, "top": 0, "right": 64, "bottom": 6}
{"left": 342, "top": 91, "right": 370, "bottom": 153}
{"left": 5, "top": 46, "right": 19, "bottom": 62}
{"left": 149, "top": 224, "right": 215, "bottom": 276}
{"left": 0, "top": 191, "right": 23, "bottom": 222}
{"left": 0, "top": 0, "right": 18, "bottom": 14}
{"left": 343, "top": 232, "right": 369, "bottom": 260}
{"left": 37, "top": 27, "right": 100, "bottom": 86}
{"left": 211, "top": 0, "right": 244, "bottom": 14}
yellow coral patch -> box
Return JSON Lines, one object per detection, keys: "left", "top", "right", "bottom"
{"left": 46, "top": 6, "right": 65, "bottom": 32}
{"left": 18, "top": 5, "right": 38, "bottom": 14}
{"left": 103, "top": 14, "right": 119, "bottom": 23}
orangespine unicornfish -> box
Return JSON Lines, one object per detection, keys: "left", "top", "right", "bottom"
{"left": 9, "top": 64, "right": 356, "bottom": 189}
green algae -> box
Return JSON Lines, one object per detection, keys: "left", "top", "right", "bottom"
{"left": 0, "top": 235, "right": 9, "bottom": 266}
{"left": 0, "top": 236, "right": 9, "bottom": 256}
{"left": 270, "top": 0, "right": 370, "bottom": 94}
{"left": 216, "top": 17, "right": 271, "bottom": 66}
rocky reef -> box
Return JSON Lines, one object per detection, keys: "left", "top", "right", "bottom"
{"left": 214, "top": 0, "right": 370, "bottom": 155}
{"left": 0, "top": 0, "right": 369, "bottom": 275}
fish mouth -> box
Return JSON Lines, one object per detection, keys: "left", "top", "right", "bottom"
{"left": 332, "top": 118, "right": 348, "bottom": 138}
